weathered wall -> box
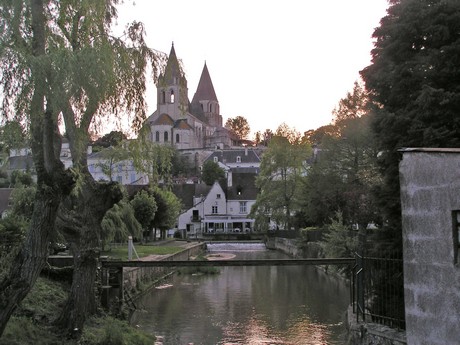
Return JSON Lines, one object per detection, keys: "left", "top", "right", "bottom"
{"left": 399, "top": 149, "right": 460, "bottom": 345}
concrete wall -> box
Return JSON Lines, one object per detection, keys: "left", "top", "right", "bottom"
{"left": 399, "top": 149, "right": 460, "bottom": 345}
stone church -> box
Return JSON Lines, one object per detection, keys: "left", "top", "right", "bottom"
{"left": 145, "top": 44, "right": 236, "bottom": 150}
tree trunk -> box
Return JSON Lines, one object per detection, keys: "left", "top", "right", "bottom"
{"left": 56, "top": 174, "right": 122, "bottom": 332}
{"left": 0, "top": 189, "right": 63, "bottom": 335}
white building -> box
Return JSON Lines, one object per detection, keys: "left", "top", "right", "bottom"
{"left": 177, "top": 168, "right": 258, "bottom": 238}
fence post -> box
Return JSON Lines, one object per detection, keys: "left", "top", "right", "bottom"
{"left": 356, "top": 230, "right": 366, "bottom": 323}
{"left": 128, "top": 236, "right": 133, "bottom": 261}
{"left": 356, "top": 252, "right": 365, "bottom": 323}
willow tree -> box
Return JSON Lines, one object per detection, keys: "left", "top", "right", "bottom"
{"left": 0, "top": 0, "right": 162, "bottom": 334}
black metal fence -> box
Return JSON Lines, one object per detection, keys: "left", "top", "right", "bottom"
{"left": 352, "top": 249, "right": 406, "bottom": 330}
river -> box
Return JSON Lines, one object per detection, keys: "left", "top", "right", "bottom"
{"left": 131, "top": 242, "right": 350, "bottom": 345}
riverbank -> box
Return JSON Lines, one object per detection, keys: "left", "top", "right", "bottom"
{"left": 0, "top": 239, "right": 200, "bottom": 345}
{"left": 0, "top": 276, "right": 156, "bottom": 345}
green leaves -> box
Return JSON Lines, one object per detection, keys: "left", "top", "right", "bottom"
{"left": 361, "top": 0, "right": 460, "bottom": 231}
{"left": 252, "top": 130, "right": 311, "bottom": 230}
{"left": 201, "top": 160, "right": 225, "bottom": 186}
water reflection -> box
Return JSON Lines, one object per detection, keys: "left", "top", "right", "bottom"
{"left": 132, "top": 245, "right": 349, "bottom": 345}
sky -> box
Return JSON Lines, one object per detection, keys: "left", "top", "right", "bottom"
{"left": 114, "top": 0, "right": 389, "bottom": 138}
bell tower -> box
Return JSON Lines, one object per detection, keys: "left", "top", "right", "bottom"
{"left": 157, "top": 43, "right": 189, "bottom": 120}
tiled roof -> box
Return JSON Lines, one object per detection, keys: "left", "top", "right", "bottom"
{"left": 205, "top": 149, "right": 261, "bottom": 165}
{"left": 174, "top": 119, "right": 193, "bottom": 130}
{"left": 152, "top": 113, "right": 175, "bottom": 126}
{"left": 172, "top": 183, "right": 212, "bottom": 210}
{"left": 191, "top": 62, "right": 218, "bottom": 103}
{"left": 227, "top": 173, "right": 258, "bottom": 200}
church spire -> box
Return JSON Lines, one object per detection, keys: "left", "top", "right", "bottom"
{"left": 192, "top": 62, "right": 218, "bottom": 103}
{"left": 191, "top": 62, "right": 221, "bottom": 127}
{"left": 161, "top": 42, "right": 184, "bottom": 85}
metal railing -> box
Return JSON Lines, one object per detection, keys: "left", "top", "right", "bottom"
{"left": 352, "top": 249, "right": 406, "bottom": 330}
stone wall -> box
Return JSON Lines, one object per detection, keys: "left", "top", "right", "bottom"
{"left": 272, "top": 237, "right": 302, "bottom": 257}
{"left": 123, "top": 242, "right": 206, "bottom": 291}
{"left": 399, "top": 149, "right": 460, "bottom": 345}
{"left": 347, "top": 306, "right": 406, "bottom": 345}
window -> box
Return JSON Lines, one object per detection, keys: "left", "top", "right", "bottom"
{"left": 164, "top": 131, "right": 169, "bottom": 142}
{"left": 213, "top": 156, "right": 218, "bottom": 163}
{"left": 216, "top": 194, "right": 221, "bottom": 199}
{"left": 155, "top": 131, "right": 160, "bottom": 142}
{"left": 161, "top": 90, "right": 166, "bottom": 104}
{"left": 170, "top": 89, "right": 175, "bottom": 103}
{"left": 212, "top": 206, "right": 218, "bottom": 214}
{"left": 453, "top": 210, "right": 460, "bottom": 264}
{"left": 176, "top": 133, "right": 180, "bottom": 143}
{"left": 240, "top": 201, "right": 247, "bottom": 214}
{"left": 236, "top": 156, "right": 241, "bottom": 163}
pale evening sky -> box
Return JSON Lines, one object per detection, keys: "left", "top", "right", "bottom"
{"left": 114, "top": 0, "right": 389, "bottom": 138}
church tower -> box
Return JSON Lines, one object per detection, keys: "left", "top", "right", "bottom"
{"left": 191, "top": 62, "right": 222, "bottom": 127}
{"left": 157, "top": 43, "right": 189, "bottom": 120}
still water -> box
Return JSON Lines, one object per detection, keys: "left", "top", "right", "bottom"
{"left": 131, "top": 243, "right": 349, "bottom": 345}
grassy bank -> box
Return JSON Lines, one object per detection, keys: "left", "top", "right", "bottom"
{"left": 0, "top": 276, "right": 155, "bottom": 345}
{"left": 101, "top": 244, "right": 183, "bottom": 260}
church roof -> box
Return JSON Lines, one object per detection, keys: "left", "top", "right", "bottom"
{"left": 174, "top": 119, "right": 193, "bottom": 130}
{"left": 152, "top": 113, "right": 175, "bottom": 126}
{"left": 161, "top": 43, "right": 185, "bottom": 85}
{"left": 191, "top": 62, "right": 218, "bottom": 103}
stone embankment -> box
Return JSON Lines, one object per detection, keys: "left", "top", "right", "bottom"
{"left": 123, "top": 240, "right": 206, "bottom": 293}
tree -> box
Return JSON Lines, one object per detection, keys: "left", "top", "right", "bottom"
{"left": 275, "top": 123, "right": 302, "bottom": 144}
{"left": 130, "top": 190, "right": 157, "bottom": 241}
{"left": 129, "top": 129, "right": 175, "bottom": 186}
{"left": 251, "top": 134, "right": 311, "bottom": 231}
{"left": 0, "top": 0, "right": 75, "bottom": 335}
{"left": 150, "top": 187, "right": 182, "bottom": 240}
{"left": 101, "top": 199, "right": 142, "bottom": 249}
{"left": 0, "top": 0, "right": 160, "bottom": 334}
{"left": 360, "top": 0, "right": 460, "bottom": 242}
{"left": 321, "top": 211, "right": 358, "bottom": 275}
{"left": 95, "top": 145, "right": 130, "bottom": 182}
{"left": 92, "top": 130, "right": 128, "bottom": 152}
{"left": 332, "top": 81, "right": 368, "bottom": 124}
{"left": 225, "top": 116, "right": 250, "bottom": 140}
{"left": 299, "top": 82, "right": 380, "bottom": 229}
{"left": 10, "top": 171, "right": 34, "bottom": 187}
{"left": 0, "top": 122, "right": 28, "bottom": 153}
{"left": 201, "top": 160, "right": 225, "bottom": 186}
